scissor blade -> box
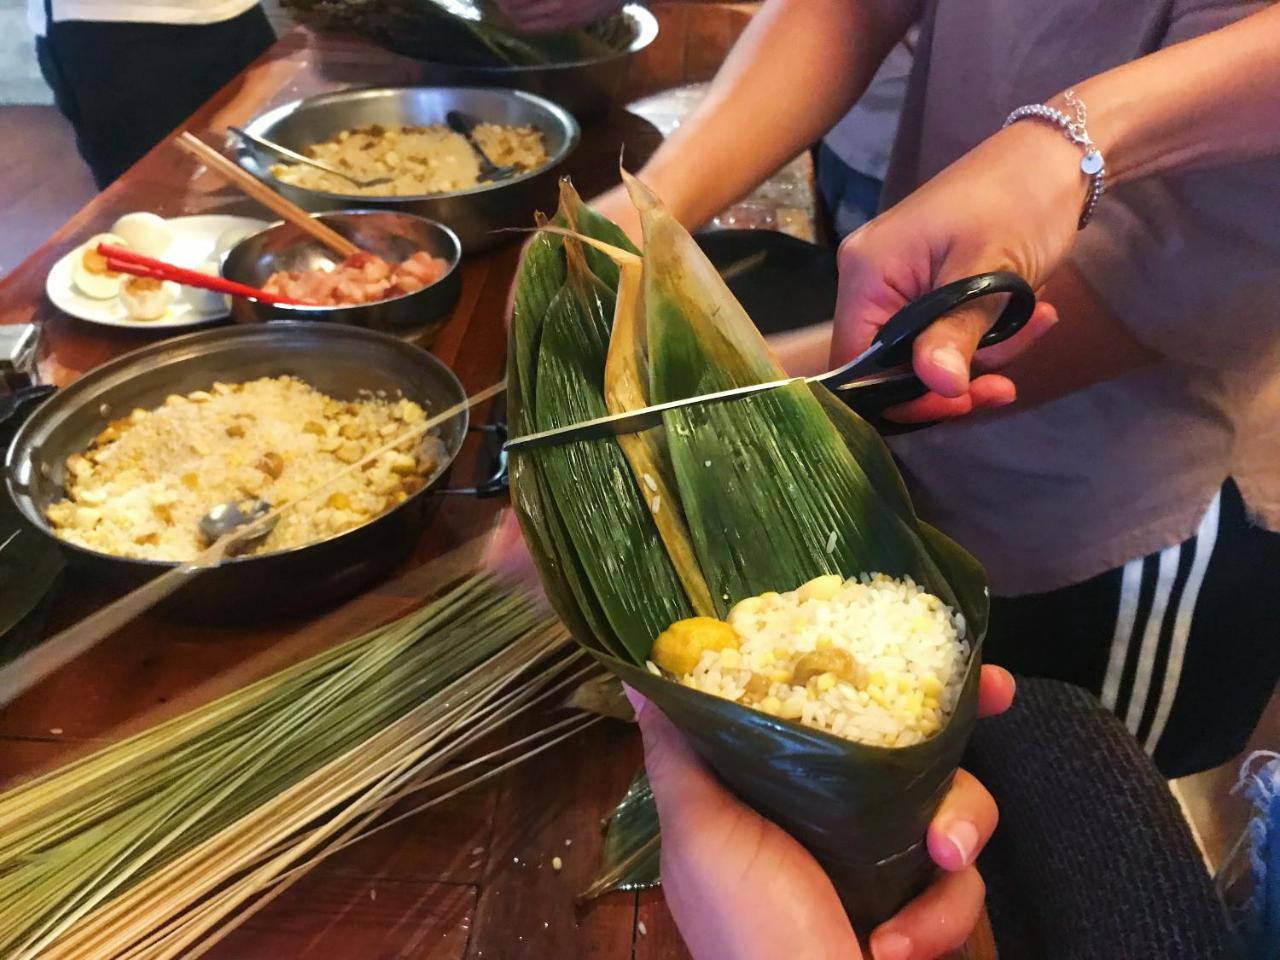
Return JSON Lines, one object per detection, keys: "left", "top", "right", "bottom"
{"left": 504, "top": 377, "right": 803, "bottom": 453}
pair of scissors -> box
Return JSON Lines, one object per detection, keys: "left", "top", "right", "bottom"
{"left": 503, "top": 271, "right": 1035, "bottom": 453}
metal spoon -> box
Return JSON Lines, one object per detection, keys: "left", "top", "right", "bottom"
{"left": 199, "top": 498, "right": 276, "bottom": 553}
{"left": 445, "top": 111, "right": 518, "bottom": 183}
{"left": 228, "top": 126, "right": 394, "bottom": 190}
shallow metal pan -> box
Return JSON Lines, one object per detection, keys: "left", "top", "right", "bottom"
{"left": 3, "top": 324, "right": 496, "bottom": 619}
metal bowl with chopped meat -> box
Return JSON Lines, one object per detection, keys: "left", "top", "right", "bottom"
{"left": 221, "top": 210, "right": 462, "bottom": 339}
{"left": 4, "top": 324, "right": 501, "bottom": 618}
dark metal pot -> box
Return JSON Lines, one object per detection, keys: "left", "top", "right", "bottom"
{"left": 3, "top": 324, "right": 503, "bottom": 620}
{"left": 410, "top": 4, "right": 659, "bottom": 121}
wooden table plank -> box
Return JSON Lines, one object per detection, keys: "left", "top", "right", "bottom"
{"left": 205, "top": 874, "right": 480, "bottom": 960}
{"left": 466, "top": 720, "right": 642, "bottom": 960}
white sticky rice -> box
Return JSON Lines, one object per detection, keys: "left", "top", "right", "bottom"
{"left": 658, "top": 574, "right": 969, "bottom": 748}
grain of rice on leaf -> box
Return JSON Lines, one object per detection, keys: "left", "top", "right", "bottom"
{"left": 509, "top": 175, "right": 989, "bottom": 932}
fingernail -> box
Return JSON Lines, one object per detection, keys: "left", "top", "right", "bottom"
{"left": 622, "top": 684, "right": 649, "bottom": 718}
{"left": 872, "top": 931, "right": 913, "bottom": 960}
{"left": 945, "top": 819, "right": 980, "bottom": 866}
{"left": 929, "top": 345, "right": 968, "bottom": 378}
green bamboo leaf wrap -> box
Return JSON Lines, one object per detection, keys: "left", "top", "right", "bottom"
{"left": 509, "top": 177, "right": 990, "bottom": 934}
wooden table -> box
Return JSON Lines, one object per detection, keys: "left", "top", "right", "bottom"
{"left": 0, "top": 13, "right": 991, "bottom": 959}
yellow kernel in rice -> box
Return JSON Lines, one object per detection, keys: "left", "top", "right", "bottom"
{"left": 920, "top": 673, "right": 944, "bottom": 697}
{"left": 718, "top": 648, "right": 741, "bottom": 670}
{"left": 923, "top": 696, "right": 939, "bottom": 711}
{"left": 816, "top": 672, "right": 837, "bottom": 692}
{"left": 797, "top": 574, "right": 843, "bottom": 603}
{"left": 779, "top": 696, "right": 806, "bottom": 720}
{"left": 760, "top": 696, "right": 782, "bottom": 716}
{"left": 335, "top": 442, "right": 363, "bottom": 463}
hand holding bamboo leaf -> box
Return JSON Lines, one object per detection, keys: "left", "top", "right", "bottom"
{"left": 508, "top": 174, "right": 998, "bottom": 934}
{"left": 627, "top": 668, "right": 1014, "bottom": 960}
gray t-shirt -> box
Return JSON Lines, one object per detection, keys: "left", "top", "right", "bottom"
{"left": 881, "top": 0, "right": 1280, "bottom": 595}
{"left": 823, "top": 31, "right": 917, "bottom": 181}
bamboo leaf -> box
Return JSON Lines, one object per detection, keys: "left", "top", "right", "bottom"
{"left": 518, "top": 174, "right": 993, "bottom": 933}
{"left": 530, "top": 243, "right": 690, "bottom": 661}
{"left": 581, "top": 771, "right": 660, "bottom": 899}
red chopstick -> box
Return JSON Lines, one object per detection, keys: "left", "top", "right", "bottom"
{"left": 98, "top": 243, "right": 314, "bottom": 307}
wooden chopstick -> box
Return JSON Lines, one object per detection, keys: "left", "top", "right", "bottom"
{"left": 175, "top": 131, "right": 361, "bottom": 259}
{"left": 100, "top": 243, "right": 312, "bottom": 306}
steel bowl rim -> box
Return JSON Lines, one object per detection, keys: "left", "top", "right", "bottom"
{"left": 221, "top": 208, "right": 463, "bottom": 317}
{"left": 425, "top": 3, "right": 659, "bottom": 73}
{"left": 3, "top": 322, "right": 470, "bottom": 572}
{"left": 241, "top": 85, "right": 581, "bottom": 205}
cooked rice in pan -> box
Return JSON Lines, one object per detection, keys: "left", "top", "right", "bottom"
{"left": 46, "top": 376, "right": 444, "bottom": 561}
{"left": 271, "top": 122, "right": 549, "bottom": 196}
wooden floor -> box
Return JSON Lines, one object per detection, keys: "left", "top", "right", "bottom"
{"left": 0, "top": 105, "right": 97, "bottom": 276}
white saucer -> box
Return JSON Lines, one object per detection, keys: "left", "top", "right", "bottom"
{"left": 46, "top": 214, "right": 268, "bottom": 330}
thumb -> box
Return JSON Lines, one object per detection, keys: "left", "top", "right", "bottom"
{"left": 624, "top": 685, "right": 733, "bottom": 834}
{"left": 910, "top": 289, "right": 1005, "bottom": 398}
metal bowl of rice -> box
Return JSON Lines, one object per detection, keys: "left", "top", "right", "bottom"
{"left": 235, "top": 86, "right": 580, "bottom": 253}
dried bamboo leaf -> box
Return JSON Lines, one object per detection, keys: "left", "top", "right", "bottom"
{"left": 563, "top": 673, "right": 633, "bottom": 721}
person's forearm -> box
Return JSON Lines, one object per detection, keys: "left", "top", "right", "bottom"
{"left": 639, "top": 0, "right": 919, "bottom": 228}
{"left": 1067, "top": 4, "right": 1280, "bottom": 186}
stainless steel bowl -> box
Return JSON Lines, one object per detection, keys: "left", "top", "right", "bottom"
{"left": 412, "top": 4, "right": 659, "bottom": 120}
{"left": 221, "top": 210, "right": 462, "bottom": 340}
{"left": 4, "top": 324, "right": 482, "bottom": 619}
{"left": 235, "top": 86, "right": 580, "bottom": 253}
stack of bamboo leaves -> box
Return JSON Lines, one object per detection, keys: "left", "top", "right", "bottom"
{"left": 0, "top": 568, "right": 592, "bottom": 959}
{"left": 281, "top": 0, "right": 636, "bottom": 67}
{"left": 508, "top": 176, "right": 991, "bottom": 931}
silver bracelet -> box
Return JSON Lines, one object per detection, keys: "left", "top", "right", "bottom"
{"left": 1003, "top": 89, "right": 1106, "bottom": 229}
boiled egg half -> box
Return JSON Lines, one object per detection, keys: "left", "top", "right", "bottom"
{"left": 71, "top": 233, "right": 127, "bottom": 300}
{"left": 110, "top": 212, "right": 174, "bottom": 259}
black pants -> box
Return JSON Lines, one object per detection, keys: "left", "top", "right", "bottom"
{"left": 36, "top": 6, "right": 275, "bottom": 188}
{"left": 986, "top": 481, "right": 1280, "bottom": 778}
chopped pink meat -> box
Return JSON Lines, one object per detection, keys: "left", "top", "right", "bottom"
{"left": 262, "top": 250, "right": 450, "bottom": 306}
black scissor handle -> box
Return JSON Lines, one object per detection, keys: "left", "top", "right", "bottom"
{"left": 870, "top": 271, "right": 1036, "bottom": 371}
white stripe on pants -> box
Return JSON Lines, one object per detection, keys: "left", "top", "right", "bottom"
{"left": 1100, "top": 493, "right": 1222, "bottom": 753}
